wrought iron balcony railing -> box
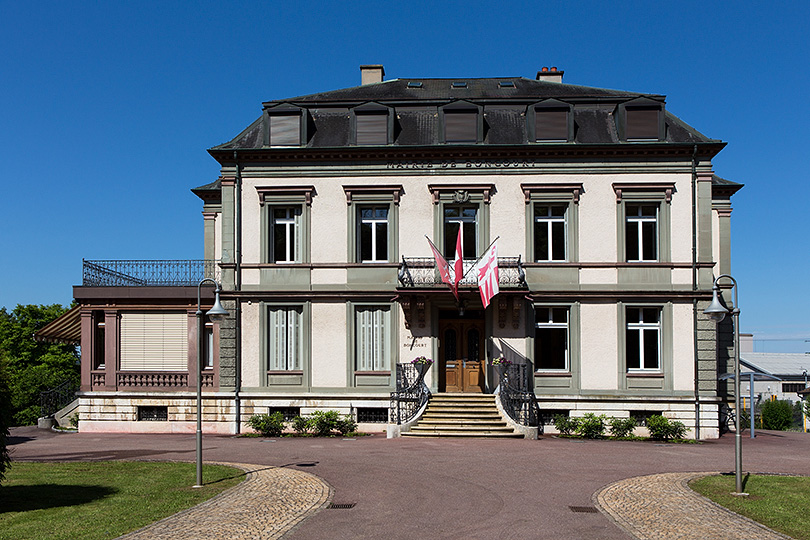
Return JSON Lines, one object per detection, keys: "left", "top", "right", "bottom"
{"left": 397, "top": 257, "right": 526, "bottom": 288}
{"left": 82, "top": 259, "right": 220, "bottom": 287}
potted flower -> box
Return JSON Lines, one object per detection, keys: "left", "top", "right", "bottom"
{"left": 410, "top": 356, "right": 434, "bottom": 379}
{"left": 491, "top": 356, "right": 512, "bottom": 379}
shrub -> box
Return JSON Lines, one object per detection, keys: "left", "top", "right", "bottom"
{"left": 552, "top": 414, "right": 579, "bottom": 436}
{"left": 760, "top": 400, "right": 793, "bottom": 431}
{"left": 310, "top": 410, "right": 342, "bottom": 436}
{"left": 575, "top": 413, "right": 606, "bottom": 439}
{"left": 291, "top": 415, "right": 311, "bottom": 435}
{"left": 247, "top": 412, "right": 285, "bottom": 437}
{"left": 609, "top": 417, "right": 637, "bottom": 438}
{"left": 336, "top": 415, "right": 358, "bottom": 435}
{"left": 646, "top": 414, "right": 687, "bottom": 440}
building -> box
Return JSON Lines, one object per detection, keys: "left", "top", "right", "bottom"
{"left": 70, "top": 66, "right": 741, "bottom": 438}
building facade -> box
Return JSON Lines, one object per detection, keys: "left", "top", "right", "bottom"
{"left": 73, "top": 66, "right": 741, "bottom": 438}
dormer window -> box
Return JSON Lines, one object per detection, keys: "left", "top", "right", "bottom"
{"left": 356, "top": 112, "right": 388, "bottom": 145}
{"left": 617, "top": 99, "right": 664, "bottom": 142}
{"left": 441, "top": 102, "right": 481, "bottom": 144}
{"left": 264, "top": 104, "right": 305, "bottom": 147}
{"left": 531, "top": 100, "right": 572, "bottom": 143}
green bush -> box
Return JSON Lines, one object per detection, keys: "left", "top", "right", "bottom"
{"left": 552, "top": 414, "right": 579, "bottom": 435}
{"left": 291, "top": 415, "right": 311, "bottom": 435}
{"left": 646, "top": 414, "right": 687, "bottom": 440}
{"left": 575, "top": 413, "right": 607, "bottom": 439}
{"left": 246, "top": 412, "right": 285, "bottom": 437}
{"left": 609, "top": 417, "right": 637, "bottom": 438}
{"left": 336, "top": 415, "right": 358, "bottom": 435}
{"left": 310, "top": 410, "right": 341, "bottom": 436}
{"left": 760, "top": 400, "right": 793, "bottom": 431}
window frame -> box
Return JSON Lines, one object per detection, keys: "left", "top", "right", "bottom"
{"left": 624, "top": 306, "right": 662, "bottom": 372}
{"left": 263, "top": 104, "right": 307, "bottom": 147}
{"left": 534, "top": 305, "right": 570, "bottom": 372}
{"left": 616, "top": 98, "right": 665, "bottom": 142}
{"left": 260, "top": 302, "right": 311, "bottom": 388}
{"left": 343, "top": 185, "right": 402, "bottom": 263}
{"left": 428, "top": 185, "right": 494, "bottom": 261}
{"left": 617, "top": 302, "right": 673, "bottom": 391}
{"left": 347, "top": 302, "right": 397, "bottom": 388}
{"left": 522, "top": 184, "right": 581, "bottom": 263}
{"left": 613, "top": 184, "right": 673, "bottom": 264}
{"left": 257, "top": 186, "right": 315, "bottom": 264}
{"left": 119, "top": 311, "right": 189, "bottom": 372}
{"left": 529, "top": 99, "right": 573, "bottom": 143}
{"left": 352, "top": 102, "right": 392, "bottom": 146}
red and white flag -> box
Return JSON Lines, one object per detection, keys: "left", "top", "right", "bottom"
{"left": 452, "top": 227, "right": 464, "bottom": 294}
{"left": 476, "top": 240, "right": 499, "bottom": 309}
{"left": 426, "top": 236, "right": 459, "bottom": 300}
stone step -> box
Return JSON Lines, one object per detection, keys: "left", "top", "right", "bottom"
{"left": 418, "top": 418, "right": 508, "bottom": 426}
{"left": 402, "top": 430, "right": 523, "bottom": 438}
{"left": 425, "top": 406, "right": 501, "bottom": 413}
{"left": 405, "top": 393, "right": 521, "bottom": 439}
{"left": 422, "top": 413, "right": 503, "bottom": 420}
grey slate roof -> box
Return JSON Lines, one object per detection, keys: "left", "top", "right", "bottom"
{"left": 210, "top": 76, "right": 723, "bottom": 153}
{"left": 741, "top": 352, "right": 810, "bottom": 377}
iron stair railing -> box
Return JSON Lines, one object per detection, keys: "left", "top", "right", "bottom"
{"left": 389, "top": 363, "right": 431, "bottom": 425}
{"left": 497, "top": 363, "right": 540, "bottom": 428}
{"left": 40, "top": 379, "right": 79, "bottom": 418}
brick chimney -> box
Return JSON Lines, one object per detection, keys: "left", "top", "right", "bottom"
{"left": 536, "top": 66, "right": 564, "bottom": 84}
{"left": 360, "top": 65, "right": 385, "bottom": 85}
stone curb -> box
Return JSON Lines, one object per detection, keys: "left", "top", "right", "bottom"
{"left": 593, "top": 472, "right": 792, "bottom": 540}
{"left": 116, "top": 462, "right": 333, "bottom": 540}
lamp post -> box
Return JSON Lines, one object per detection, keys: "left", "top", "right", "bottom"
{"left": 704, "top": 274, "right": 744, "bottom": 494}
{"left": 194, "top": 279, "right": 229, "bottom": 488}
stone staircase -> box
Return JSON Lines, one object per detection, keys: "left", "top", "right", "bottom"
{"left": 402, "top": 393, "right": 523, "bottom": 438}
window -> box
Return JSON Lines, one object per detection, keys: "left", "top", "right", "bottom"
{"left": 625, "top": 204, "right": 658, "bottom": 262}
{"left": 625, "top": 107, "right": 660, "bottom": 140}
{"left": 443, "top": 206, "right": 477, "bottom": 258}
{"left": 203, "top": 321, "right": 214, "bottom": 369}
{"left": 356, "top": 113, "right": 388, "bottom": 145}
{"left": 535, "top": 108, "right": 569, "bottom": 142}
{"left": 269, "top": 407, "right": 301, "bottom": 421}
{"left": 257, "top": 186, "right": 315, "bottom": 265}
{"left": 267, "top": 307, "right": 303, "bottom": 371}
{"left": 138, "top": 406, "right": 168, "bottom": 421}
{"left": 534, "top": 204, "right": 567, "bottom": 261}
{"left": 355, "top": 306, "right": 391, "bottom": 372}
{"left": 270, "top": 207, "right": 300, "bottom": 263}
{"left": 269, "top": 115, "right": 301, "bottom": 146}
{"left": 120, "top": 312, "right": 188, "bottom": 371}
{"left": 358, "top": 206, "right": 389, "bottom": 262}
{"left": 535, "top": 307, "right": 569, "bottom": 371}
{"left": 357, "top": 408, "right": 388, "bottom": 423}
{"left": 626, "top": 307, "right": 661, "bottom": 371}
{"left": 783, "top": 383, "right": 806, "bottom": 393}
{"left": 93, "top": 311, "right": 105, "bottom": 369}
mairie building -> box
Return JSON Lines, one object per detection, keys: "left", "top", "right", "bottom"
{"left": 67, "top": 66, "right": 741, "bottom": 438}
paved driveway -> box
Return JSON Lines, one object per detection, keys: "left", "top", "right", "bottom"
{"left": 8, "top": 427, "right": 810, "bottom": 539}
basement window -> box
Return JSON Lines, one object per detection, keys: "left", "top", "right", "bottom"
{"left": 357, "top": 408, "right": 388, "bottom": 423}
{"left": 269, "top": 406, "right": 301, "bottom": 421}
{"left": 138, "top": 406, "right": 168, "bottom": 421}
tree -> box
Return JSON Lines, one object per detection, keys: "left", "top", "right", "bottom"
{"left": 0, "top": 305, "right": 80, "bottom": 426}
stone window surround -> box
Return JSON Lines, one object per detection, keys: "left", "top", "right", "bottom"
{"left": 522, "top": 183, "right": 582, "bottom": 263}
{"left": 343, "top": 185, "right": 403, "bottom": 263}
{"left": 257, "top": 186, "right": 315, "bottom": 264}
{"left": 613, "top": 183, "right": 674, "bottom": 264}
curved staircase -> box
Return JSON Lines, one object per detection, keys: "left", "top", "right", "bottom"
{"left": 401, "top": 394, "right": 522, "bottom": 438}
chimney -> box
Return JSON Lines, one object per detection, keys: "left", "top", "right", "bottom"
{"left": 536, "top": 66, "right": 564, "bottom": 84}
{"left": 360, "top": 65, "right": 385, "bottom": 85}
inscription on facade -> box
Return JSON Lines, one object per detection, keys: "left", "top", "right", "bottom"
{"left": 386, "top": 159, "right": 535, "bottom": 169}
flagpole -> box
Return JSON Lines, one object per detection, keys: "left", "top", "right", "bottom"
{"left": 460, "top": 236, "right": 500, "bottom": 281}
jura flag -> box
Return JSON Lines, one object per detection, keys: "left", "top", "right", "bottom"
{"left": 477, "top": 240, "right": 499, "bottom": 309}
{"left": 426, "top": 236, "right": 459, "bottom": 300}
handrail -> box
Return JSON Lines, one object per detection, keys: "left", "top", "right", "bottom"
{"left": 40, "top": 379, "right": 79, "bottom": 418}
{"left": 497, "top": 363, "right": 540, "bottom": 427}
{"left": 389, "top": 363, "right": 431, "bottom": 425}
{"left": 82, "top": 259, "right": 221, "bottom": 287}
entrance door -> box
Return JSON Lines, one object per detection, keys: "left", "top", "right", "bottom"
{"left": 439, "top": 317, "right": 484, "bottom": 393}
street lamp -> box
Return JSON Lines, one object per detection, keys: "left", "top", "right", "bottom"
{"left": 194, "top": 278, "right": 229, "bottom": 488}
{"left": 704, "top": 274, "right": 744, "bottom": 494}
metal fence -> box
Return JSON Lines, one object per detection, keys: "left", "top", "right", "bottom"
{"left": 83, "top": 259, "right": 220, "bottom": 286}
{"left": 397, "top": 257, "right": 526, "bottom": 288}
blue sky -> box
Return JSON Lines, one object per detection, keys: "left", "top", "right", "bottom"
{"left": 2, "top": 1, "right": 809, "bottom": 352}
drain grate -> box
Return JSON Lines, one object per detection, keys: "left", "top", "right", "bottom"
{"left": 329, "top": 503, "right": 356, "bottom": 509}
{"left": 569, "top": 506, "right": 598, "bottom": 513}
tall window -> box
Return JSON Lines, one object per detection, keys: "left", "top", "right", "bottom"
{"left": 626, "top": 307, "right": 660, "bottom": 371}
{"left": 444, "top": 206, "right": 477, "bottom": 258}
{"left": 271, "top": 207, "right": 301, "bottom": 263}
{"left": 535, "top": 307, "right": 569, "bottom": 371}
{"left": 625, "top": 204, "right": 657, "bottom": 262}
{"left": 534, "top": 204, "right": 567, "bottom": 261}
{"left": 267, "top": 307, "right": 302, "bottom": 371}
{"left": 355, "top": 307, "right": 390, "bottom": 372}
{"left": 203, "top": 321, "right": 214, "bottom": 369}
{"left": 358, "top": 206, "right": 388, "bottom": 262}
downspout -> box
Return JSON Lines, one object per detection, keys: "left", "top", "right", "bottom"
{"left": 234, "top": 150, "right": 243, "bottom": 434}
{"left": 691, "top": 144, "right": 700, "bottom": 439}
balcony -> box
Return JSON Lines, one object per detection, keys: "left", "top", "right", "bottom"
{"left": 397, "top": 257, "right": 526, "bottom": 289}
{"left": 82, "top": 259, "right": 220, "bottom": 287}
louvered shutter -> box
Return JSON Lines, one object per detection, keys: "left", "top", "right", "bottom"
{"left": 355, "top": 307, "right": 389, "bottom": 371}
{"left": 356, "top": 114, "right": 387, "bottom": 145}
{"left": 268, "top": 307, "right": 302, "bottom": 370}
{"left": 626, "top": 107, "right": 660, "bottom": 140}
{"left": 269, "top": 115, "right": 300, "bottom": 146}
{"left": 535, "top": 108, "right": 568, "bottom": 141}
{"left": 445, "top": 111, "right": 477, "bottom": 143}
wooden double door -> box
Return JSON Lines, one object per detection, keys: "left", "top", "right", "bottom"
{"left": 438, "top": 317, "right": 484, "bottom": 393}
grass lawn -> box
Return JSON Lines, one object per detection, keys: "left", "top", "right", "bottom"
{"left": 690, "top": 474, "right": 810, "bottom": 540}
{"left": 0, "top": 461, "right": 244, "bottom": 540}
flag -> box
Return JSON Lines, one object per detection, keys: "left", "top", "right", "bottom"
{"left": 477, "top": 240, "right": 499, "bottom": 309}
{"left": 452, "top": 227, "right": 463, "bottom": 294}
{"left": 426, "top": 236, "right": 459, "bottom": 300}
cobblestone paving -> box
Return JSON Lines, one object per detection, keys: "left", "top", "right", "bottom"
{"left": 117, "top": 463, "right": 332, "bottom": 540}
{"left": 595, "top": 472, "right": 792, "bottom": 540}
